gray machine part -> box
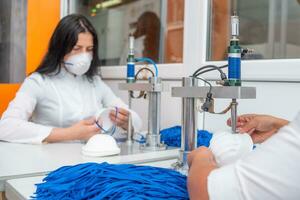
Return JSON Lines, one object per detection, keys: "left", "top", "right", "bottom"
{"left": 172, "top": 77, "right": 256, "bottom": 171}
{"left": 118, "top": 77, "right": 166, "bottom": 151}
{"left": 172, "top": 77, "right": 198, "bottom": 172}
{"left": 172, "top": 84, "right": 256, "bottom": 132}
{"left": 145, "top": 77, "right": 166, "bottom": 150}
{"left": 126, "top": 91, "right": 134, "bottom": 145}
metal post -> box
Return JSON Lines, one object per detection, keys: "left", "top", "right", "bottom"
{"left": 145, "top": 77, "right": 165, "bottom": 150}
{"left": 231, "top": 99, "right": 238, "bottom": 133}
{"left": 127, "top": 91, "right": 133, "bottom": 145}
{"left": 179, "top": 77, "right": 198, "bottom": 169}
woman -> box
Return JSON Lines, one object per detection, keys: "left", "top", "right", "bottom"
{"left": 133, "top": 11, "right": 160, "bottom": 62}
{"left": 0, "top": 14, "right": 141, "bottom": 144}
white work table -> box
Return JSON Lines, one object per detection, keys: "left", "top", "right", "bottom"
{"left": 0, "top": 141, "right": 179, "bottom": 194}
{"left": 5, "top": 159, "right": 177, "bottom": 200}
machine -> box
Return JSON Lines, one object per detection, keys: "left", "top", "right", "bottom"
{"left": 171, "top": 14, "right": 256, "bottom": 171}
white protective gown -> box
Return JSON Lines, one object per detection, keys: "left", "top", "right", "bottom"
{"left": 208, "top": 112, "right": 300, "bottom": 200}
{"left": 0, "top": 68, "right": 142, "bottom": 144}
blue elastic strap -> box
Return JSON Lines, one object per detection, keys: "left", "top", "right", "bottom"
{"left": 64, "top": 62, "right": 73, "bottom": 66}
{"left": 32, "top": 162, "right": 189, "bottom": 200}
{"left": 133, "top": 133, "right": 146, "bottom": 144}
{"left": 135, "top": 57, "right": 158, "bottom": 77}
{"left": 95, "top": 107, "right": 118, "bottom": 136}
{"left": 160, "top": 126, "right": 213, "bottom": 147}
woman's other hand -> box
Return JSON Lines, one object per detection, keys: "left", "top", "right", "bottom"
{"left": 69, "top": 117, "right": 100, "bottom": 140}
{"left": 109, "top": 107, "right": 129, "bottom": 130}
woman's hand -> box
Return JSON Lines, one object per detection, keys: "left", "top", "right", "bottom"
{"left": 44, "top": 117, "right": 100, "bottom": 143}
{"left": 68, "top": 117, "right": 100, "bottom": 140}
{"left": 227, "top": 114, "right": 289, "bottom": 143}
{"left": 109, "top": 107, "right": 129, "bottom": 130}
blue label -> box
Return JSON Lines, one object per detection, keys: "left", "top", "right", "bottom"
{"left": 127, "top": 63, "right": 135, "bottom": 78}
{"left": 228, "top": 57, "right": 241, "bottom": 79}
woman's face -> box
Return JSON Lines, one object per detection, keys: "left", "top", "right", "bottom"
{"left": 64, "top": 32, "right": 94, "bottom": 61}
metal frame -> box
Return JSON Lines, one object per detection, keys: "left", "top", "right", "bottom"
{"left": 172, "top": 86, "right": 256, "bottom": 99}
{"left": 118, "top": 77, "right": 167, "bottom": 150}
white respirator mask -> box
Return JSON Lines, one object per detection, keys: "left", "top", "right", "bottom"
{"left": 64, "top": 52, "right": 93, "bottom": 76}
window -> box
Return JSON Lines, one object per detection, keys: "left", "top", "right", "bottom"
{"left": 0, "top": 0, "right": 26, "bottom": 83}
{"left": 207, "top": 0, "right": 300, "bottom": 61}
{"left": 65, "top": 0, "right": 184, "bottom": 66}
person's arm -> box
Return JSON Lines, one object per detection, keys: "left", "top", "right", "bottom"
{"left": 272, "top": 116, "right": 290, "bottom": 129}
{"left": 188, "top": 147, "right": 218, "bottom": 200}
{"left": 0, "top": 75, "right": 54, "bottom": 144}
{"left": 188, "top": 114, "right": 297, "bottom": 200}
{"left": 43, "top": 117, "right": 100, "bottom": 143}
{"left": 0, "top": 74, "right": 100, "bottom": 144}
{"left": 209, "top": 113, "right": 300, "bottom": 200}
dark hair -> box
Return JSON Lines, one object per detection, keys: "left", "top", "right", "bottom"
{"left": 35, "top": 14, "right": 100, "bottom": 79}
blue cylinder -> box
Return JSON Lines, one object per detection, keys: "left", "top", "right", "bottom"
{"left": 228, "top": 53, "right": 241, "bottom": 80}
{"left": 126, "top": 62, "right": 135, "bottom": 82}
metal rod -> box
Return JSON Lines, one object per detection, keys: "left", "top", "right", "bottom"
{"left": 127, "top": 91, "right": 133, "bottom": 144}
{"left": 231, "top": 99, "right": 238, "bottom": 133}
{"left": 148, "top": 92, "right": 160, "bottom": 137}
{"left": 180, "top": 77, "right": 198, "bottom": 168}
{"left": 145, "top": 77, "right": 165, "bottom": 150}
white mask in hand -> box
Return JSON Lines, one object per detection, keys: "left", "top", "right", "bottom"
{"left": 64, "top": 53, "right": 92, "bottom": 76}
{"left": 209, "top": 131, "right": 253, "bottom": 167}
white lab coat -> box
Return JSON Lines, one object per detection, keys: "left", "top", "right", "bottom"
{"left": 208, "top": 112, "right": 300, "bottom": 200}
{"left": 0, "top": 68, "right": 142, "bottom": 144}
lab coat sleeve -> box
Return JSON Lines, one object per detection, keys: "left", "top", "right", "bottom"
{"left": 0, "top": 74, "right": 53, "bottom": 144}
{"left": 207, "top": 164, "right": 244, "bottom": 200}
{"left": 95, "top": 76, "right": 142, "bottom": 133}
{"left": 207, "top": 112, "right": 300, "bottom": 200}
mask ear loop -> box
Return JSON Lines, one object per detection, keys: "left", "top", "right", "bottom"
{"left": 64, "top": 62, "right": 73, "bottom": 66}
{"left": 95, "top": 107, "right": 118, "bottom": 136}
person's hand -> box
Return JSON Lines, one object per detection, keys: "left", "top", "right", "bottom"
{"left": 188, "top": 147, "right": 216, "bottom": 167}
{"left": 187, "top": 147, "right": 217, "bottom": 200}
{"left": 68, "top": 117, "right": 100, "bottom": 141}
{"left": 227, "top": 114, "right": 289, "bottom": 143}
{"left": 45, "top": 117, "right": 100, "bottom": 143}
{"left": 109, "top": 107, "right": 129, "bottom": 130}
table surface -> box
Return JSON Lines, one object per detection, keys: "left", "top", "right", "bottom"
{"left": 5, "top": 159, "right": 178, "bottom": 200}
{"left": 0, "top": 141, "right": 179, "bottom": 191}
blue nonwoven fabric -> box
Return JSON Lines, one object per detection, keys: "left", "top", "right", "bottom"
{"left": 160, "top": 126, "right": 213, "bottom": 147}
{"left": 32, "top": 162, "right": 189, "bottom": 200}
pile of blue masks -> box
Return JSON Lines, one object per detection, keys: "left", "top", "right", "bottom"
{"left": 160, "top": 126, "right": 213, "bottom": 147}
{"left": 32, "top": 162, "right": 189, "bottom": 200}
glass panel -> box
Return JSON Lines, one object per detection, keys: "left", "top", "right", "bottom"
{"left": 207, "top": 0, "right": 300, "bottom": 61}
{"left": 69, "top": 0, "right": 184, "bottom": 66}
{"left": 0, "top": 0, "right": 27, "bottom": 83}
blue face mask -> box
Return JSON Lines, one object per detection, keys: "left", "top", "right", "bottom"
{"left": 64, "top": 53, "right": 92, "bottom": 76}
